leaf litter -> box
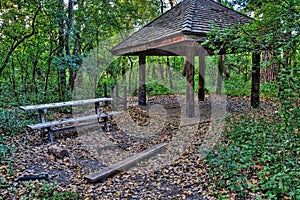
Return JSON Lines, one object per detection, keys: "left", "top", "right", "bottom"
{"left": 0, "top": 95, "right": 279, "bottom": 199}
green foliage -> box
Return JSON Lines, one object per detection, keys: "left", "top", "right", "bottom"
{"left": 0, "top": 109, "right": 37, "bottom": 134}
{"left": 0, "top": 0, "right": 161, "bottom": 105}
{"left": 224, "top": 74, "right": 251, "bottom": 96}
{"left": 132, "top": 81, "right": 174, "bottom": 96}
{"left": 205, "top": 113, "right": 300, "bottom": 199}
{"left": 22, "top": 181, "right": 81, "bottom": 200}
{"left": 260, "top": 81, "right": 279, "bottom": 98}
{"left": 146, "top": 81, "right": 174, "bottom": 96}
{"left": 224, "top": 75, "right": 279, "bottom": 97}
{"left": 0, "top": 137, "right": 11, "bottom": 161}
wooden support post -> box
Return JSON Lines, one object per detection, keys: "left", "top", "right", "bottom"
{"left": 216, "top": 55, "right": 223, "bottom": 94}
{"left": 198, "top": 50, "right": 206, "bottom": 101}
{"left": 251, "top": 52, "right": 261, "bottom": 108}
{"left": 95, "top": 102, "right": 100, "bottom": 115}
{"left": 38, "top": 109, "right": 47, "bottom": 138}
{"left": 186, "top": 48, "right": 195, "bottom": 118}
{"left": 138, "top": 53, "right": 146, "bottom": 106}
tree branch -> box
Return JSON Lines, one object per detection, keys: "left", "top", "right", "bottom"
{"left": 0, "top": 7, "right": 40, "bottom": 75}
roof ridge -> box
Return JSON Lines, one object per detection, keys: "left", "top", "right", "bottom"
{"left": 145, "top": 0, "right": 186, "bottom": 28}
{"left": 182, "top": 0, "right": 197, "bottom": 32}
{"left": 207, "top": 0, "right": 252, "bottom": 20}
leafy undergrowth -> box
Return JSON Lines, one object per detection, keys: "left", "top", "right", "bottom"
{"left": 206, "top": 110, "right": 300, "bottom": 199}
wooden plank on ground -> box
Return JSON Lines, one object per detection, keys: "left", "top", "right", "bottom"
{"left": 20, "top": 98, "right": 113, "bottom": 111}
{"left": 85, "top": 143, "right": 167, "bottom": 182}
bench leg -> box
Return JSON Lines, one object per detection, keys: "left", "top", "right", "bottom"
{"left": 41, "top": 128, "right": 49, "bottom": 139}
{"left": 104, "top": 117, "right": 110, "bottom": 132}
{"left": 49, "top": 131, "right": 55, "bottom": 145}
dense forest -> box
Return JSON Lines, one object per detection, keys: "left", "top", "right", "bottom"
{"left": 0, "top": 0, "right": 299, "bottom": 199}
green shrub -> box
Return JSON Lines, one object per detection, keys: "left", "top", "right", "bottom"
{"left": 224, "top": 74, "right": 251, "bottom": 96}
{"left": 0, "top": 137, "right": 11, "bottom": 161}
{"left": 261, "top": 81, "right": 279, "bottom": 98}
{"left": 205, "top": 114, "right": 300, "bottom": 199}
{"left": 0, "top": 108, "right": 37, "bottom": 135}
{"left": 132, "top": 81, "right": 174, "bottom": 96}
{"left": 22, "top": 181, "right": 81, "bottom": 200}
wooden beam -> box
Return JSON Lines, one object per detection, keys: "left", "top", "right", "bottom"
{"left": 85, "top": 143, "right": 167, "bottom": 182}
{"left": 138, "top": 53, "right": 146, "bottom": 106}
{"left": 198, "top": 49, "right": 206, "bottom": 101}
{"left": 251, "top": 52, "right": 261, "bottom": 108}
{"left": 186, "top": 47, "right": 195, "bottom": 118}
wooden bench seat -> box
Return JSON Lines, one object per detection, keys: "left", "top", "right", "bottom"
{"left": 27, "top": 112, "right": 120, "bottom": 130}
{"left": 20, "top": 98, "right": 119, "bottom": 144}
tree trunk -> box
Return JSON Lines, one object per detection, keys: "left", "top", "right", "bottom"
{"left": 128, "top": 57, "right": 133, "bottom": 94}
{"left": 104, "top": 83, "right": 108, "bottom": 97}
{"left": 138, "top": 54, "right": 146, "bottom": 106}
{"left": 160, "top": 0, "right": 164, "bottom": 14}
{"left": 198, "top": 51, "right": 206, "bottom": 101}
{"left": 167, "top": 57, "right": 173, "bottom": 89}
{"left": 169, "top": 0, "right": 174, "bottom": 8}
{"left": 216, "top": 55, "right": 223, "bottom": 94}
{"left": 182, "top": 57, "right": 187, "bottom": 77}
{"left": 158, "top": 58, "right": 164, "bottom": 80}
{"left": 251, "top": 52, "right": 261, "bottom": 108}
{"left": 66, "top": 0, "right": 75, "bottom": 92}
{"left": 57, "top": 0, "right": 67, "bottom": 100}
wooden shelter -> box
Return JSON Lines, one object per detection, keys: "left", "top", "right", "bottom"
{"left": 110, "top": 0, "right": 260, "bottom": 117}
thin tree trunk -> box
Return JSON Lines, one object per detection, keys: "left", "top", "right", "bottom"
{"left": 57, "top": 0, "right": 66, "bottom": 100}
{"left": 138, "top": 54, "right": 146, "bottom": 106}
{"left": 158, "top": 59, "right": 164, "bottom": 80}
{"left": 66, "top": 0, "right": 74, "bottom": 92}
{"left": 167, "top": 57, "right": 173, "bottom": 89}
{"left": 198, "top": 51, "right": 206, "bottom": 101}
{"left": 160, "top": 0, "right": 164, "bottom": 14}
{"left": 251, "top": 52, "right": 261, "bottom": 108}
{"left": 128, "top": 56, "right": 133, "bottom": 94}
{"left": 11, "top": 58, "right": 18, "bottom": 99}
{"left": 182, "top": 57, "right": 186, "bottom": 77}
{"left": 17, "top": 55, "right": 28, "bottom": 96}
{"left": 216, "top": 55, "right": 223, "bottom": 94}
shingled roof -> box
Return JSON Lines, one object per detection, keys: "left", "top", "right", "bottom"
{"left": 111, "top": 0, "right": 251, "bottom": 56}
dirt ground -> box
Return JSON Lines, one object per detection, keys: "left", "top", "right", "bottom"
{"left": 0, "top": 95, "right": 277, "bottom": 199}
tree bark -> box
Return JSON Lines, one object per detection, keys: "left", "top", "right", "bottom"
{"left": 160, "top": 0, "right": 164, "bottom": 14}
{"left": 158, "top": 58, "right": 164, "bottom": 80}
{"left": 167, "top": 57, "right": 173, "bottom": 89}
{"left": 198, "top": 51, "right": 206, "bottom": 101}
{"left": 138, "top": 54, "right": 146, "bottom": 106}
{"left": 251, "top": 52, "right": 261, "bottom": 108}
{"left": 216, "top": 55, "right": 223, "bottom": 94}
{"left": 57, "top": 0, "right": 67, "bottom": 100}
{"left": 128, "top": 56, "right": 133, "bottom": 94}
